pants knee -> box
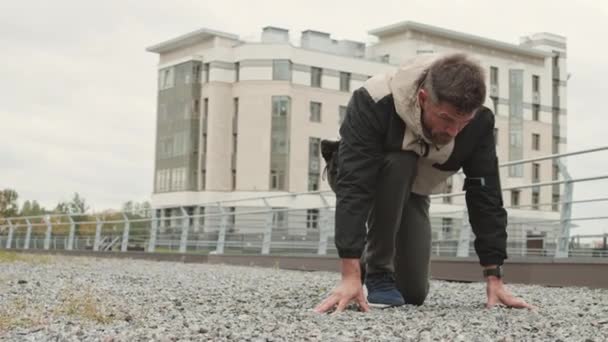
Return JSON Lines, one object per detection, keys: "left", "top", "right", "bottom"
{"left": 402, "top": 284, "right": 429, "bottom": 306}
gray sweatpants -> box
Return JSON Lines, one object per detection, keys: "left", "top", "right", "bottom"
{"left": 363, "top": 151, "right": 431, "bottom": 305}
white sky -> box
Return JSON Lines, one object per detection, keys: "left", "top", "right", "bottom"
{"left": 1, "top": 0, "right": 607, "bottom": 235}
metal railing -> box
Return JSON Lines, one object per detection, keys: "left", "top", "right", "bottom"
{"left": 1, "top": 147, "right": 608, "bottom": 259}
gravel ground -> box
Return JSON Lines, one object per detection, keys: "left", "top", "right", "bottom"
{"left": 0, "top": 253, "right": 607, "bottom": 342}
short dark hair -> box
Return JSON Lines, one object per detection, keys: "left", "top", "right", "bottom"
{"left": 423, "top": 53, "right": 486, "bottom": 114}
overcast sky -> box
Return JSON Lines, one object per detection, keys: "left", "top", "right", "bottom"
{"left": 1, "top": 0, "right": 607, "bottom": 235}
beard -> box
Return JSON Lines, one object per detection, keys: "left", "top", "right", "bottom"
{"left": 431, "top": 132, "right": 454, "bottom": 145}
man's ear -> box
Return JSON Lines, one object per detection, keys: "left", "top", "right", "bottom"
{"left": 418, "top": 88, "right": 428, "bottom": 106}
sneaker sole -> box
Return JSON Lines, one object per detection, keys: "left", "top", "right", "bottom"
{"left": 368, "top": 302, "right": 404, "bottom": 309}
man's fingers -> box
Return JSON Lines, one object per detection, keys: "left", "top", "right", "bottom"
{"left": 314, "top": 295, "right": 338, "bottom": 314}
{"left": 357, "top": 292, "right": 370, "bottom": 312}
{"left": 331, "top": 298, "right": 350, "bottom": 315}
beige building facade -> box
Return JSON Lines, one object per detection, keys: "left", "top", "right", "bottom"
{"left": 146, "top": 21, "right": 568, "bottom": 251}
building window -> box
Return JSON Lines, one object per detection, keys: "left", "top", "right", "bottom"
{"left": 443, "top": 176, "right": 453, "bottom": 204}
{"left": 232, "top": 134, "right": 238, "bottom": 162}
{"left": 490, "top": 96, "right": 498, "bottom": 115}
{"left": 232, "top": 97, "right": 239, "bottom": 178}
{"left": 339, "top": 72, "right": 351, "bottom": 92}
{"left": 201, "top": 170, "right": 206, "bottom": 190}
{"left": 270, "top": 96, "right": 290, "bottom": 191}
{"left": 270, "top": 170, "right": 286, "bottom": 190}
{"left": 157, "top": 170, "right": 163, "bottom": 192}
{"left": 193, "top": 63, "right": 201, "bottom": 83}
{"left": 494, "top": 128, "right": 498, "bottom": 145}
{"left": 310, "top": 101, "right": 322, "bottom": 122}
{"left": 311, "top": 67, "right": 322, "bottom": 88}
{"left": 306, "top": 209, "right": 319, "bottom": 229}
{"left": 159, "top": 67, "right": 174, "bottom": 90}
{"left": 532, "top": 190, "right": 540, "bottom": 210}
{"left": 508, "top": 69, "right": 524, "bottom": 178}
{"left": 235, "top": 62, "right": 240, "bottom": 82}
{"left": 270, "top": 170, "right": 278, "bottom": 189}
{"left": 227, "top": 207, "right": 236, "bottom": 232}
{"left": 532, "top": 75, "right": 540, "bottom": 92}
{"left": 171, "top": 168, "right": 186, "bottom": 191}
{"left": 339, "top": 105, "right": 347, "bottom": 125}
{"left": 511, "top": 190, "right": 520, "bottom": 208}
{"left": 308, "top": 174, "right": 320, "bottom": 191}
{"left": 490, "top": 66, "right": 498, "bottom": 86}
{"left": 272, "top": 210, "right": 287, "bottom": 229}
{"left": 532, "top": 163, "right": 540, "bottom": 182}
{"left": 272, "top": 60, "right": 291, "bottom": 81}
{"left": 272, "top": 96, "right": 289, "bottom": 117}
{"left": 553, "top": 164, "right": 559, "bottom": 180}
{"left": 552, "top": 194, "right": 560, "bottom": 212}
{"left": 553, "top": 109, "right": 560, "bottom": 125}
{"left": 553, "top": 80, "right": 560, "bottom": 107}
{"left": 233, "top": 97, "right": 239, "bottom": 132}
{"left": 309, "top": 137, "right": 321, "bottom": 191}
{"left": 204, "top": 63, "right": 210, "bottom": 83}
{"left": 553, "top": 136, "right": 560, "bottom": 154}
{"left": 193, "top": 99, "right": 200, "bottom": 119}
{"left": 441, "top": 218, "right": 453, "bottom": 235}
{"left": 532, "top": 104, "right": 540, "bottom": 121}
{"left": 532, "top": 133, "right": 541, "bottom": 150}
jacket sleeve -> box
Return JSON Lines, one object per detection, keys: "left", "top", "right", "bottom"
{"left": 334, "top": 88, "right": 386, "bottom": 259}
{"left": 462, "top": 111, "right": 508, "bottom": 266}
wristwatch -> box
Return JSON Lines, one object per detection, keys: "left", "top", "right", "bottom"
{"left": 483, "top": 265, "right": 504, "bottom": 278}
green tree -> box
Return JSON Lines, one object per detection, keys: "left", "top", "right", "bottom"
{"left": 122, "top": 201, "right": 134, "bottom": 214}
{"left": 21, "top": 200, "right": 46, "bottom": 216}
{"left": 69, "top": 193, "right": 89, "bottom": 214}
{"left": 0, "top": 189, "right": 19, "bottom": 218}
{"left": 30, "top": 200, "right": 45, "bottom": 216}
{"left": 20, "top": 200, "right": 32, "bottom": 216}
{"left": 54, "top": 201, "right": 70, "bottom": 214}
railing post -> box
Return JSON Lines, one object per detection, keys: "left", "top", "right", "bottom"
{"left": 43, "top": 215, "right": 52, "bottom": 250}
{"left": 456, "top": 210, "right": 471, "bottom": 257}
{"left": 555, "top": 160, "right": 573, "bottom": 258}
{"left": 215, "top": 204, "right": 227, "bottom": 254}
{"left": 93, "top": 216, "right": 103, "bottom": 251}
{"left": 24, "top": 218, "right": 32, "bottom": 250}
{"left": 148, "top": 209, "right": 158, "bottom": 252}
{"left": 5, "top": 219, "right": 15, "bottom": 249}
{"left": 67, "top": 215, "right": 76, "bottom": 250}
{"left": 179, "top": 207, "right": 190, "bottom": 253}
{"left": 261, "top": 199, "right": 273, "bottom": 255}
{"left": 121, "top": 213, "right": 130, "bottom": 252}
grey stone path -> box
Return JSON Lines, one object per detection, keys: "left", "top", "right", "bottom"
{"left": 0, "top": 253, "right": 606, "bottom": 341}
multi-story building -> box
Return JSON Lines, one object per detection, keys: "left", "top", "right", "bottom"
{"left": 146, "top": 21, "right": 567, "bottom": 253}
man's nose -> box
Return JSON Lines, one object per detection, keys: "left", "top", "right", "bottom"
{"left": 445, "top": 125, "right": 459, "bottom": 137}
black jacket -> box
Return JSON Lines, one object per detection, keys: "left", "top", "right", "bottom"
{"left": 321, "top": 62, "right": 508, "bottom": 266}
